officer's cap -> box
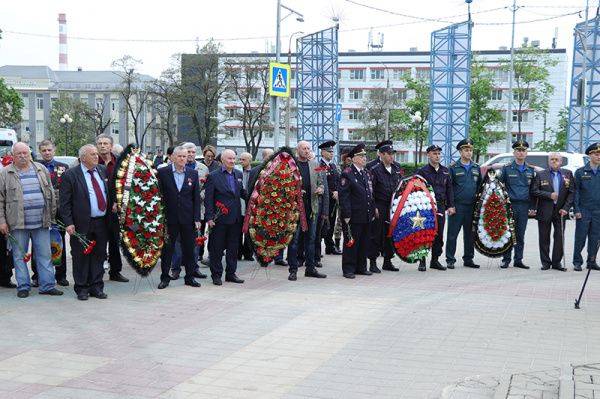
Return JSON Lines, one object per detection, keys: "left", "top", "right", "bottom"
{"left": 348, "top": 143, "right": 367, "bottom": 158}
{"left": 375, "top": 140, "right": 395, "bottom": 153}
{"left": 585, "top": 142, "right": 600, "bottom": 155}
{"left": 426, "top": 144, "right": 442, "bottom": 153}
{"left": 456, "top": 138, "right": 474, "bottom": 151}
{"left": 512, "top": 140, "right": 529, "bottom": 150}
{"left": 318, "top": 140, "right": 336, "bottom": 151}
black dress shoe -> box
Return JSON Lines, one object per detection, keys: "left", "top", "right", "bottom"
{"left": 212, "top": 277, "right": 222, "bottom": 286}
{"left": 464, "top": 262, "right": 480, "bottom": 269}
{"left": 382, "top": 260, "right": 399, "bottom": 271}
{"left": 275, "top": 260, "right": 288, "bottom": 266}
{"left": 244, "top": 256, "right": 254, "bottom": 261}
{"left": 17, "top": 290, "right": 29, "bottom": 298}
{"left": 418, "top": 260, "right": 426, "bottom": 272}
{"left": 588, "top": 263, "right": 600, "bottom": 271}
{"left": 193, "top": 270, "right": 208, "bottom": 279}
{"left": 157, "top": 280, "right": 170, "bottom": 289}
{"left": 77, "top": 293, "right": 89, "bottom": 301}
{"left": 56, "top": 278, "right": 70, "bottom": 286}
{"left": 170, "top": 270, "right": 180, "bottom": 280}
{"left": 501, "top": 261, "right": 510, "bottom": 269}
{"left": 109, "top": 273, "right": 129, "bottom": 283}
{"left": 574, "top": 265, "right": 583, "bottom": 272}
{"left": 355, "top": 270, "right": 373, "bottom": 276}
{"left": 541, "top": 265, "right": 551, "bottom": 270}
{"left": 288, "top": 272, "right": 297, "bottom": 281}
{"left": 316, "top": 261, "right": 323, "bottom": 268}
{"left": 305, "top": 268, "right": 326, "bottom": 278}
{"left": 327, "top": 247, "right": 342, "bottom": 255}
{"left": 225, "top": 274, "right": 244, "bottom": 283}
{"left": 369, "top": 265, "right": 381, "bottom": 273}
{"left": 514, "top": 262, "right": 530, "bottom": 269}
{"left": 39, "top": 288, "right": 63, "bottom": 296}
{"left": 430, "top": 260, "right": 446, "bottom": 271}
{"left": 446, "top": 263, "right": 455, "bottom": 270}
{"left": 0, "top": 281, "right": 16, "bottom": 288}
{"left": 343, "top": 273, "right": 355, "bottom": 279}
{"left": 185, "top": 279, "right": 201, "bottom": 287}
{"left": 31, "top": 279, "right": 39, "bottom": 288}
{"left": 552, "top": 266, "right": 567, "bottom": 272}
{"left": 90, "top": 291, "right": 108, "bottom": 299}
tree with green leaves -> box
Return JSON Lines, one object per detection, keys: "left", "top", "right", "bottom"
{"left": 390, "top": 76, "right": 429, "bottom": 165}
{"left": 48, "top": 96, "right": 95, "bottom": 156}
{"left": 469, "top": 62, "right": 504, "bottom": 162}
{"left": 500, "top": 45, "right": 558, "bottom": 137}
{"left": 0, "top": 78, "right": 24, "bottom": 128}
{"left": 359, "top": 88, "right": 398, "bottom": 142}
{"left": 535, "top": 107, "right": 568, "bottom": 151}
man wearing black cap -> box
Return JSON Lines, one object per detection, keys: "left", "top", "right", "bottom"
{"left": 368, "top": 141, "right": 402, "bottom": 272}
{"left": 416, "top": 145, "right": 455, "bottom": 272}
{"left": 318, "top": 141, "right": 341, "bottom": 255}
{"left": 573, "top": 143, "right": 600, "bottom": 271}
{"left": 366, "top": 141, "right": 386, "bottom": 170}
{"left": 339, "top": 143, "right": 375, "bottom": 278}
{"left": 499, "top": 140, "right": 537, "bottom": 269}
{"left": 446, "top": 139, "right": 482, "bottom": 269}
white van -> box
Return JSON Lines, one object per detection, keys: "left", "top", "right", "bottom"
{"left": 0, "top": 128, "right": 17, "bottom": 156}
{"left": 481, "top": 151, "right": 589, "bottom": 175}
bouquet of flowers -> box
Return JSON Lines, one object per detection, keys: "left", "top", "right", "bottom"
{"left": 243, "top": 147, "right": 307, "bottom": 265}
{"left": 388, "top": 175, "right": 438, "bottom": 263}
{"left": 472, "top": 170, "right": 516, "bottom": 257}
{"left": 114, "top": 145, "right": 165, "bottom": 276}
{"left": 55, "top": 220, "right": 97, "bottom": 255}
{"left": 6, "top": 234, "right": 32, "bottom": 262}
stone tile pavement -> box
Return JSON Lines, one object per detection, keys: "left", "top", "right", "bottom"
{"left": 1, "top": 223, "right": 600, "bottom": 398}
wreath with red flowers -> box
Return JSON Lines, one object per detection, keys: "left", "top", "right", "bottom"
{"left": 114, "top": 145, "right": 165, "bottom": 276}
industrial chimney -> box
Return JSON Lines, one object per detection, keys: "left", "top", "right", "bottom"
{"left": 58, "top": 13, "right": 68, "bottom": 71}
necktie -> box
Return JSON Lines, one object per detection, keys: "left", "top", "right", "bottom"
{"left": 88, "top": 169, "right": 107, "bottom": 212}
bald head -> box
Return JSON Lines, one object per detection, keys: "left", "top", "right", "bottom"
{"left": 261, "top": 148, "right": 274, "bottom": 160}
{"left": 221, "top": 149, "right": 236, "bottom": 171}
{"left": 297, "top": 141, "right": 311, "bottom": 161}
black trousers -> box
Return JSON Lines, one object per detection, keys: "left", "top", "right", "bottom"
{"left": 238, "top": 231, "right": 253, "bottom": 260}
{"left": 432, "top": 212, "right": 446, "bottom": 260}
{"left": 538, "top": 208, "right": 566, "bottom": 268}
{"left": 315, "top": 216, "right": 326, "bottom": 260}
{"left": 323, "top": 197, "right": 337, "bottom": 249}
{"left": 161, "top": 223, "right": 196, "bottom": 283}
{"left": 0, "top": 235, "right": 13, "bottom": 283}
{"left": 107, "top": 213, "right": 123, "bottom": 276}
{"left": 71, "top": 218, "right": 108, "bottom": 295}
{"left": 368, "top": 203, "right": 394, "bottom": 261}
{"left": 209, "top": 222, "right": 241, "bottom": 278}
{"left": 198, "top": 220, "right": 207, "bottom": 260}
{"left": 32, "top": 228, "right": 67, "bottom": 282}
{"left": 342, "top": 222, "right": 370, "bottom": 275}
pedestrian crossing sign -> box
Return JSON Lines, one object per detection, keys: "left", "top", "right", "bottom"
{"left": 269, "top": 62, "right": 290, "bottom": 98}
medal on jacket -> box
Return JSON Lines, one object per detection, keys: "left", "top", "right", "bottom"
{"left": 187, "top": 177, "right": 192, "bottom": 186}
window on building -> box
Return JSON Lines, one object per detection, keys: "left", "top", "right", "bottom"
{"left": 36, "top": 95, "right": 44, "bottom": 110}
{"left": 111, "top": 122, "right": 119, "bottom": 135}
{"left": 513, "top": 133, "right": 527, "bottom": 142}
{"left": 249, "top": 88, "right": 261, "bottom": 100}
{"left": 291, "top": 69, "right": 296, "bottom": 80}
{"left": 370, "top": 69, "right": 385, "bottom": 80}
{"left": 22, "top": 94, "right": 29, "bottom": 109}
{"left": 513, "top": 89, "right": 530, "bottom": 101}
{"left": 489, "top": 89, "right": 502, "bottom": 101}
{"left": 291, "top": 88, "right": 297, "bottom": 99}
{"left": 512, "top": 110, "right": 529, "bottom": 123}
{"left": 349, "top": 69, "right": 365, "bottom": 80}
{"left": 338, "top": 88, "right": 344, "bottom": 100}
{"left": 96, "top": 98, "right": 103, "bottom": 110}
{"left": 393, "top": 89, "right": 408, "bottom": 101}
{"left": 392, "top": 68, "right": 410, "bottom": 80}
{"left": 395, "top": 152, "right": 409, "bottom": 163}
{"left": 349, "top": 89, "right": 363, "bottom": 100}
{"left": 21, "top": 121, "right": 30, "bottom": 133}
{"left": 348, "top": 109, "right": 362, "bottom": 120}
{"left": 493, "top": 69, "right": 509, "bottom": 82}
{"left": 227, "top": 108, "right": 236, "bottom": 118}
{"left": 36, "top": 120, "right": 44, "bottom": 135}
{"left": 111, "top": 99, "right": 119, "bottom": 111}
{"left": 415, "top": 69, "right": 430, "bottom": 80}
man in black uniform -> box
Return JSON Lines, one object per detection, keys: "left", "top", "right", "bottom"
{"left": 366, "top": 141, "right": 387, "bottom": 170}
{"left": 446, "top": 139, "right": 482, "bottom": 269}
{"left": 368, "top": 141, "right": 402, "bottom": 273}
{"left": 318, "top": 141, "right": 341, "bottom": 255}
{"left": 339, "top": 143, "right": 375, "bottom": 279}
{"left": 417, "top": 145, "right": 455, "bottom": 272}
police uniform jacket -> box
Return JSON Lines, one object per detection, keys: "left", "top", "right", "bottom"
{"left": 370, "top": 162, "right": 402, "bottom": 207}
{"left": 417, "top": 163, "right": 454, "bottom": 211}
{"left": 319, "top": 158, "right": 340, "bottom": 195}
{"left": 339, "top": 165, "right": 375, "bottom": 224}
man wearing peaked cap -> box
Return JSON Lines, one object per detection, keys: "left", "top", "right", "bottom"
{"left": 498, "top": 139, "right": 537, "bottom": 269}
{"left": 446, "top": 138, "right": 482, "bottom": 270}
{"left": 317, "top": 141, "right": 342, "bottom": 255}
{"left": 573, "top": 142, "right": 600, "bottom": 271}
{"left": 339, "top": 143, "right": 376, "bottom": 278}
{"left": 366, "top": 140, "right": 393, "bottom": 170}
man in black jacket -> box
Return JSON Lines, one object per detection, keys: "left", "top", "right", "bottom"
{"left": 59, "top": 144, "right": 110, "bottom": 300}
{"left": 531, "top": 153, "right": 574, "bottom": 271}
{"left": 157, "top": 146, "right": 202, "bottom": 289}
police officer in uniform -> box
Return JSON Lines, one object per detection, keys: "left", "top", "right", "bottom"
{"left": 417, "top": 145, "right": 455, "bottom": 272}
{"left": 499, "top": 140, "right": 537, "bottom": 269}
{"left": 573, "top": 143, "right": 600, "bottom": 271}
{"left": 339, "top": 143, "right": 375, "bottom": 279}
{"left": 368, "top": 141, "right": 402, "bottom": 273}
{"left": 318, "top": 141, "right": 342, "bottom": 255}
{"left": 446, "top": 139, "right": 482, "bottom": 269}
{"left": 366, "top": 141, "right": 388, "bottom": 170}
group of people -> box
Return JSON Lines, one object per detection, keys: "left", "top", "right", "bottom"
{"left": 0, "top": 134, "right": 599, "bottom": 299}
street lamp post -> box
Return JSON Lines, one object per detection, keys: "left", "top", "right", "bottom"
{"left": 411, "top": 111, "right": 422, "bottom": 165}
{"left": 59, "top": 113, "right": 73, "bottom": 156}
{"left": 285, "top": 31, "right": 304, "bottom": 148}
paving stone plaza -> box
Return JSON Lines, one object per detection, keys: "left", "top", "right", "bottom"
{"left": 1, "top": 224, "right": 599, "bottom": 398}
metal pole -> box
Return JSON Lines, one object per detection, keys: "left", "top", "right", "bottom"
{"left": 285, "top": 43, "right": 292, "bottom": 147}
{"left": 384, "top": 70, "right": 390, "bottom": 140}
{"left": 579, "top": 0, "right": 590, "bottom": 153}
{"left": 273, "top": 0, "right": 282, "bottom": 150}
{"left": 505, "top": 0, "right": 517, "bottom": 152}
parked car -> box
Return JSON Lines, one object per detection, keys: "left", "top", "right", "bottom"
{"left": 480, "top": 151, "right": 589, "bottom": 175}
{"left": 52, "top": 156, "right": 79, "bottom": 167}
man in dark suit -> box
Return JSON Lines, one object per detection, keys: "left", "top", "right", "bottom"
{"left": 531, "top": 153, "right": 574, "bottom": 271}
{"left": 205, "top": 149, "right": 246, "bottom": 285}
{"left": 318, "top": 141, "right": 341, "bottom": 255}
{"left": 339, "top": 143, "right": 376, "bottom": 279}
{"left": 60, "top": 144, "right": 110, "bottom": 300}
{"left": 157, "top": 146, "right": 202, "bottom": 289}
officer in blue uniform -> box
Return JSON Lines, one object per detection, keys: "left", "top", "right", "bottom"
{"left": 417, "top": 145, "right": 455, "bottom": 272}
{"left": 339, "top": 143, "right": 375, "bottom": 279}
{"left": 499, "top": 140, "right": 537, "bottom": 269}
{"left": 446, "top": 139, "right": 482, "bottom": 269}
{"left": 573, "top": 143, "right": 600, "bottom": 271}
{"left": 318, "top": 140, "right": 342, "bottom": 255}
{"left": 368, "top": 141, "right": 403, "bottom": 273}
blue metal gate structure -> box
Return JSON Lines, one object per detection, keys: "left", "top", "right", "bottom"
{"left": 567, "top": 16, "right": 600, "bottom": 153}
{"left": 428, "top": 21, "right": 472, "bottom": 165}
{"left": 297, "top": 26, "right": 339, "bottom": 152}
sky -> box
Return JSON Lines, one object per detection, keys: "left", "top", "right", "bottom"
{"left": 0, "top": 0, "right": 588, "bottom": 77}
